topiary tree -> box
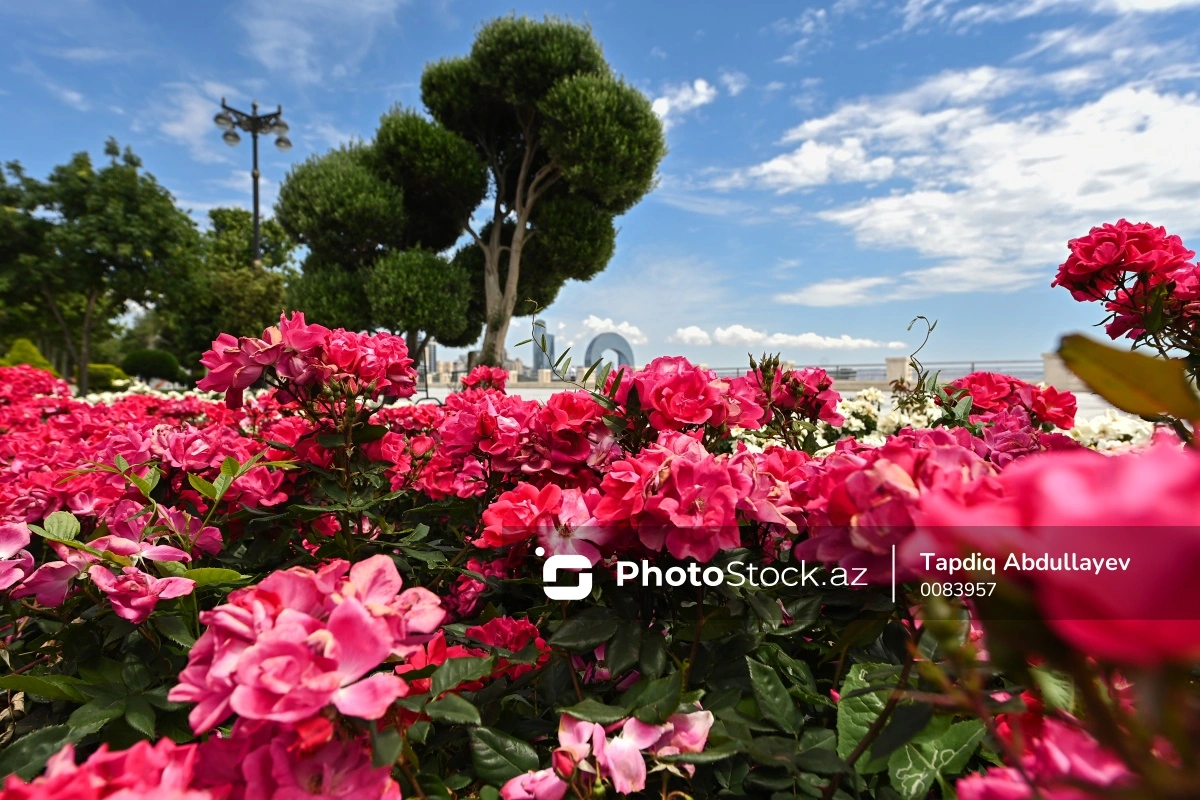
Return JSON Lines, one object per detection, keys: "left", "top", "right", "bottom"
{"left": 416, "top": 15, "right": 665, "bottom": 364}
{"left": 2, "top": 338, "right": 57, "bottom": 375}
{"left": 121, "top": 349, "right": 180, "bottom": 382}
{"left": 276, "top": 123, "right": 485, "bottom": 360}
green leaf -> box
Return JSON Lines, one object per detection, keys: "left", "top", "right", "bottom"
{"left": 42, "top": 510, "right": 80, "bottom": 541}
{"left": 871, "top": 703, "right": 934, "bottom": 762}
{"left": 371, "top": 727, "right": 403, "bottom": 768}
{"left": 638, "top": 630, "right": 667, "bottom": 678}
{"left": 187, "top": 473, "right": 219, "bottom": 500}
{"left": 469, "top": 727, "right": 539, "bottom": 785}
{"left": 548, "top": 610, "right": 619, "bottom": 652}
{"left": 558, "top": 698, "right": 630, "bottom": 724}
{"left": 795, "top": 728, "right": 844, "bottom": 774}
{"left": 124, "top": 696, "right": 156, "bottom": 737}
{"left": 425, "top": 693, "right": 482, "bottom": 725}
{"left": 430, "top": 656, "right": 495, "bottom": 697}
{"left": 353, "top": 423, "right": 390, "bottom": 444}
{"left": 747, "top": 657, "right": 802, "bottom": 734}
{"left": 887, "top": 719, "right": 985, "bottom": 800}
{"left": 154, "top": 615, "right": 196, "bottom": 647}
{"left": 658, "top": 740, "right": 745, "bottom": 764}
{"left": 1030, "top": 666, "right": 1075, "bottom": 713}
{"left": 630, "top": 671, "right": 683, "bottom": 724}
{"left": 0, "top": 725, "right": 72, "bottom": 780}
{"left": 836, "top": 663, "right": 893, "bottom": 774}
{"left": 121, "top": 662, "right": 153, "bottom": 693}
{"left": 0, "top": 674, "right": 88, "bottom": 703}
{"left": 1058, "top": 333, "right": 1200, "bottom": 420}
{"left": 747, "top": 736, "right": 800, "bottom": 773}
{"left": 220, "top": 456, "right": 240, "bottom": 477}
{"left": 68, "top": 696, "right": 127, "bottom": 736}
{"left": 181, "top": 567, "right": 247, "bottom": 587}
{"left": 605, "top": 624, "right": 641, "bottom": 677}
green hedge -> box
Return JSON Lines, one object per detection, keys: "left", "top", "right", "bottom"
{"left": 84, "top": 363, "right": 129, "bottom": 392}
{"left": 121, "top": 349, "right": 181, "bottom": 381}
{"left": 2, "top": 339, "right": 57, "bottom": 375}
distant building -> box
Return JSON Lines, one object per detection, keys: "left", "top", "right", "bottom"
{"left": 532, "top": 319, "right": 556, "bottom": 371}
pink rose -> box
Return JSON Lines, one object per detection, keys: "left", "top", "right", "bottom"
{"left": 87, "top": 566, "right": 195, "bottom": 624}
{"left": 913, "top": 438, "right": 1200, "bottom": 665}
{"left": 477, "top": 483, "right": 563, "bottom": 549}
{"left": 0, "top": 521, "right": 34, "bottom": 592}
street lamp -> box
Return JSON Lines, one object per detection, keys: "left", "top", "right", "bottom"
{"left": 213, "top": 98, "right": 292, "bottom": 263}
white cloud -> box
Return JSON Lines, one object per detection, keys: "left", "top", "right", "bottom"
{"left": 903, "top": 0, "right": 1200, "bottom": 29}
{"left": 720, "top": 138, "right": 896, "bottom": 191}
{"left": 44, "top": 46, "right": 126, "bottom": 63}
{"left": 773, "top": 9, "right": 830, "bottom": 63}
{"left": 306, "top": 120, "right": 359, "bottom": 149}
{"left": 711, "top": 324, "right": 902, "bottom": 349}
{"left": 159, "top": 81, "right": 239, "bottom": 164}
{"left": 581, "top": 315, "right": 649, "bottom": 345}
{"left": 669, "top": 326, "right": 713, "bottom": 345}
{"left": 776, "top": 276, "right": 895, "bottom": 306}
{"left": 237, "top": 0, "right": 406, "bottom": 84}
{"left": 719, "top": 70, "right": 750, "bottom": 96}
{"left": 52, "top": 86, "right": 88, "bottom": 111}
{"left": 13, "top": 61, "right": 89, "bottom": 111}
{"left": 650, "top": 46, "right": 668, "bottom": 60}
{"left": 652, "top": 79, "right": 719, "bottom": 130}
{"left": 759, "top": 77, "right": 1200, "bottom": 303}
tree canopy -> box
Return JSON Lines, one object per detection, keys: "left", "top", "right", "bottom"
{"left": 418, "top": 15, "right": 666, "bottom": 364}
{"left": 152, "top": 207, "right": 294, "bottom": 370}
{"left": 277, "top": 16, "right": 664, "bottom": 367}
{"left": 275, "top": 120, "right": 487, "bottom": 360}
{"left": 1, "top": 140, "right": 199, "bottom": 392}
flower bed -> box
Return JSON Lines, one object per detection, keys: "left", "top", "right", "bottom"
{"left": 1, "top": 223, "right": 1198, "bottom": 799}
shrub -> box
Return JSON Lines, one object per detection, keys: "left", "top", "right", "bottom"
{"left": 1, "top": 338, "right": 57, "bottom": 375}
{"left": 84, "top": 363, "right": 129, "bottom": 392}
{"left": 121, "top": 348, "right": 181, "bottom": 381}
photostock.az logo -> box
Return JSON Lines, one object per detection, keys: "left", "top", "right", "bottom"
{"left": 538, "top": 547, "right": 592, "bottom": 601}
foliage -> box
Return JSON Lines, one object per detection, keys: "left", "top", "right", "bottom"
{"left": 120, "top": 349, "right": 180, "bottom": 382}
{"left": 0, "top": 140, "right": 199, "bottom": 394}
{"left": 1, "top": 338, "right": 56, "bottom": 375}
{"left": 151, "top": 208, "right": 291, "bottom": 371}
{"left": 6, "top": 239, "right": 1200, "bottom": 799}
{"left": 276, "top": 136, "right": 481, "bottom": 357}
{"left": 419, "top": 15, "right": 666, "bottom": 364}
{"left": 84, "top": 363, "right": 129, "bottom": 392}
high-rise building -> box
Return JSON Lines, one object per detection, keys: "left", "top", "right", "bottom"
{"left": 532, "top": 320, "right": 556, "bottom": 371}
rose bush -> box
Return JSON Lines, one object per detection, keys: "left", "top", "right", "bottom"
{"left": 1, "top": 258, "right": 1198, "bottom": 800}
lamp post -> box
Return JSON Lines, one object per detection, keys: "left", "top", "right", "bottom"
{"left": 213, "top": 98, "right": 292, "bottom": 263}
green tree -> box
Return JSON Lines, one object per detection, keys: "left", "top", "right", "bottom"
{"left": 154, "top": 207, "right": 293, "bottom": 370}
{"left": 275, "top": 131, "right": 485, "bottom": 360}
{"left": 2, "top": 140, "right": 199, "bottom": 393}
{"left": 416, "top": 15, "right": 666, "bottom": 364}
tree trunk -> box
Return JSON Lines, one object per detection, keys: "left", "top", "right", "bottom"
{"left": 405, "top": 330, "right": 428, "bottom": 369}
{"left": 78, "top": 290, "right": 97, "bottom": 395}
{"left": 41, "top": 285, "right": 80, "bottom": 379}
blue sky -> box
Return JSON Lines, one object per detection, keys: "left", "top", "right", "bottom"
{"left": 4, "top": 0, "right": 1200, "bottom": 368}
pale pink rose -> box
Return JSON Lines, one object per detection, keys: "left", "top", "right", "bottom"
{"left": 538, "top": 488, "right": 614, "bottom": 565}
{"left": 229, "top": 600, "right": 406, "bottom": 723}
{"left": 88, "top": 566, "right": 195, "bottom": 624}
{"left": 500, "top": 768, "right": 568, "bottom": 800}
{"left": 0, "top": 521, "right": 34, "bottom": 592}
{"left": 10, "top": 561, "right": 83, "bottom": 606}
